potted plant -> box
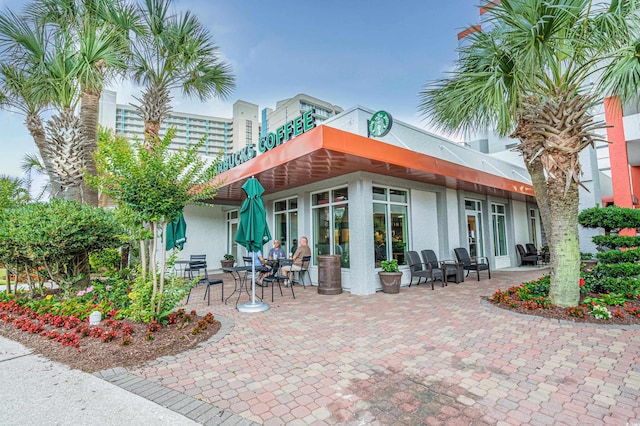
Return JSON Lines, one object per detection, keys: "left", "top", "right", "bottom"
{"left": 379, "top": 259, "right": 402, "bottom": 294}
{"left": 220, "top": 254, "right": 235, "bottom": 268}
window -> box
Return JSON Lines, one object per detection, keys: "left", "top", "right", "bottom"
{"left": 226, "top": 210, "right": 239, "bottom": 258}
{"left": 274, "top": 197, "right": 298, "bottom": 257}
{"left": 373, "top": 186, "right": 409, "bottom": 267}
{"left": 245, "top": 120, "right": 252, "bottom": 146}
{"left": 311, "top": 187, "right": 349, "bottom": 267}
{"left": 492, "top": 204, "right": 507, "bottom": 256}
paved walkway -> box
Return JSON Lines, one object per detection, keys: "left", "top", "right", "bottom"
{"left": 127, "top": 269, "right": 640, "bottom": 425}
{"left": 3, "top": 269, "right": 640, "bottom": 425}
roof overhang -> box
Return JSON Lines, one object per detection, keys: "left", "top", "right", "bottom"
{"left": 211, "top": 126, "right": 535, "bottom": 204}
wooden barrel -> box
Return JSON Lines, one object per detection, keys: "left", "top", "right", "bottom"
{"left": 317, "top": 255, "right": 342, "bottom": 295}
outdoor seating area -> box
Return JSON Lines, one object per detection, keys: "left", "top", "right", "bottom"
{"left": 453, "top": 247, "right": 491, "bottom": 281}
{"left": 406, "top": 250, "right": 464, "bottom": 289}
{"left": 184, "top": 254, "right": 223, "bottom": 306}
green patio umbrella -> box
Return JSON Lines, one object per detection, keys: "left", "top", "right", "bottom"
{"left": 166, "top": 212, "right": 187, "bottom": 251}
{"left": 235, "top": 177, "right": 271, "bottom": 312}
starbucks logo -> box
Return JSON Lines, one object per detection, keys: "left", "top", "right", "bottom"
{"left": 369, "top": 111, "right": 393, "bottom": 137}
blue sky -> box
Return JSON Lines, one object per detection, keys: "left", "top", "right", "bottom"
{"left": 0, "top": 0, "right": 482, "bottom": 177}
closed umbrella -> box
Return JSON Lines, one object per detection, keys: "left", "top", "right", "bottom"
{"left": 166, "top": 212, "right": 187, "bottom": 251}
{"left": 235, "top": 177, "right": 271, "bottom": 312}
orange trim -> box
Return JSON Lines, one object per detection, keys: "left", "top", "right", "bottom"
{"left": 213, "top": 126, "right": 534, "bottom": 202}
{"left": 457, "top": 25, "right": 481, "bottom": 40}
{"left": 480, "top": 1, "right": 500, "bottom": 15}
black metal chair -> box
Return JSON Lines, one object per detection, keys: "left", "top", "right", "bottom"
{"left": 516, "top": 244, "right": 539, "bottom": 266}
{"left": 453, "top": 247, "right": 491, "bottom": 281}
{"left": 421, "top": 249, "right": 460, "bottom": 286}
{"left": 293, "top": 255, "right": 311, "bottom": 288}
{"left": 406, "top": 250, "right": 438, "bottom": 289}
{"left": 184, "top": 256, "right": 223, "bottom": 306}
{"left": 262, "top": 259, "right": 295, "bottom": 302}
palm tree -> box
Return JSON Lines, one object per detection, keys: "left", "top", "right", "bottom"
{"left": 0, "top": 8, "right": 87, "bottom": 201}
{"left": 0, "top": 65, "right": 62, "bottom": 197}
{"left": 25, "top": 0, "right": 139, "bottom": 206}
{"left": 129, "top": 0, "right": 235, "bottom": 144}
{"left": 419, "top": 0, "right": 640, "bottom": 307}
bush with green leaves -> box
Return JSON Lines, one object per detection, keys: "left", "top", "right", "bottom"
{"left": 90, "top": 248, "right": 121, "bottom": 273}
{"left": 596, "top": 248, "right": 640, "bottom": 264}
{"left": 578, "top": 206, "right": 640, "bottom": 233}
{"left": 124, "top": 271, "right": 196, "bottom": 323}
{"left": 592, "top": 235, "right": 640, "bottom": 249}
{"left": 0, "top": 199, "right": 123, "bottom": 297}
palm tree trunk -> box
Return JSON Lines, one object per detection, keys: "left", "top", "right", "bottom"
{"left": 547, "top": 180, "right": 581, "bottom": 307}
{"left": 25, "top": 113, "right": 62, "bottom": 197}
{"left": 80, "top": 89, "right": 101, "bottom": 206}
{"left": 46, "top": 109, "right": 85, "bottom": 202}
{"left": 525, "top": 156, "right": 552, "bottom": 243}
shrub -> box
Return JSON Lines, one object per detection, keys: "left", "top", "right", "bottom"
{"left": 89, "top": 248, "right": 121, "bottom": 273}
{"left": 592, "top": 235, "right": 640, "bottom": 249}
{"left": 578, "top": 206, "right": 640, "bottom": 233}
{"left": 596, "top": 248, "right": 640, "bottom": 264}
{"left": 0, "top": 199, "right": 124, "bottom": 296}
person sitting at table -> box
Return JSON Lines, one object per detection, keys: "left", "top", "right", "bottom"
{"left": 248, "top": 250, "right": 271, "bottom": 286}
{"left": 267, "top": 240, "right": 286, "bottom": 266}
{"left": 281, "top": 236, "right": 311, "bottom": 286}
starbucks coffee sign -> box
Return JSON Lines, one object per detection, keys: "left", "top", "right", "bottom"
{"left": 216, "top": 110, "right": 316, "bottom": 174}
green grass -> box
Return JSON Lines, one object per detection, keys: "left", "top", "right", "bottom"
{"left": 0, "top": 267, "right": 7, "bottom": 285}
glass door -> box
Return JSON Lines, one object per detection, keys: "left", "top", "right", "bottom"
{"left": 465, "top": 200, "right": 483, "bottom": 258}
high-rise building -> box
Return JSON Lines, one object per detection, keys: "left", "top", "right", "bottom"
{"left": 261, "top": 94, "right": 343, "bottom": 136}
{"left": 99, "top": 91, "right": 259, "bottom": 157}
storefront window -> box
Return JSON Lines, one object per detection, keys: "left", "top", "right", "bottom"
{"left": 492, "top": 204, "right": 507, "bottom": 256}
{"left": 312, "top": 187, "right": 350, "bottom": 267}
{"left": 373, "top": 186, "right": 408, "bottom": 267}
{"left": 274, "top": 197, "right": 298, "bottom": 256}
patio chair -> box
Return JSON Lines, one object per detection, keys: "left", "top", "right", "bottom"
{"left": 262, "top": 259, "right": 295, "bottom": 302}
{"left": 516, "top": 244, "right": 539, "bottom": 266}
{"left": 421, "top": 249, "right": 460, "bottom": 286}
{"left": 525, "top": 243, "right": 539, "bottom": 257}
{"left": 183, "top": 254, "right": 207, "bottom": 279}
{"left": 184, "top": 257, "right": 223, "bottom": 306}
{"left": 453, "top": 247, "right": 491, "bottom": 281}
{"left": 293, "top": 256, "right": 311, "bottom": 288}
{"left": 406, "top": 250, "right": 437, "bottom": 289}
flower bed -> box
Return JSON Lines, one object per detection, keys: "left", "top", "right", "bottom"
{"left": 0, "top": 290, "right": 220, "bottom": 372}
{"left": 489, "top": 275, "right": 640, "bottom": 325}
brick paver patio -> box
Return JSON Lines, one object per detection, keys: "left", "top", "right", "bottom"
{"left": 126, "top": 269, "right": 640, "bottom": 425}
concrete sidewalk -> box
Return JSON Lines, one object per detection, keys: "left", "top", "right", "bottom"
{"left": 0, "top": 336, "right": 202, "bottom": 426}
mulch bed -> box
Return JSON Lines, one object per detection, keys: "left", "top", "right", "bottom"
{"left": 0, "top": 316, "right": 220, "bottom": 373}
{"left": 489, "top": 293, "right": 640, "bottom": 326}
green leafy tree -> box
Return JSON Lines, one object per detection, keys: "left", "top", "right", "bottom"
{"left": 420, "top": 0, "right": 640, "bottom": 307}
{"left": 88, "top": 129, "right": 220, "bottom": 315}
{"left": 129, "top": 0, "right": 235, "bottom": 143}
{"left": 0, "top": 199, "right": 123, "bottom": 297}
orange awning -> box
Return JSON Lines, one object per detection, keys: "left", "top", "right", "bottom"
{"left": 211, "top": 126, "right": 535, "bottom": 204}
